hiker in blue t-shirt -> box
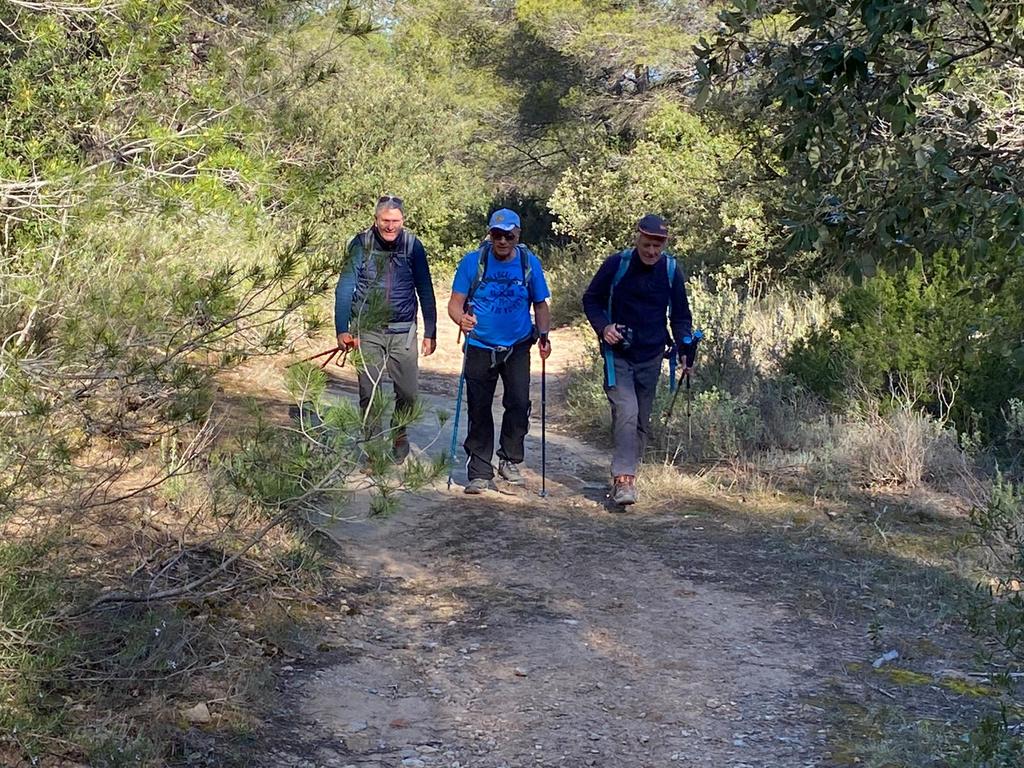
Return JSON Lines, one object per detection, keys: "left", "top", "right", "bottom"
{"left": 582, "top": 214, "right": 694, "bottom": 506}
{"left": 447, "top": 209, "right": 552, "bottom": 494}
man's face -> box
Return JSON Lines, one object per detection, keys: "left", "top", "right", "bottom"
{"left": 490, "top": 227, "right": 519, "bottom": 258}
{"left": 375, "top": 207, "right": 404, "bottom": 242}
{"left": 636, "top": 232, "right": 666, "bottom": 265}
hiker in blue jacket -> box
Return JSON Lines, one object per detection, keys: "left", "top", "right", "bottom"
{"left": 447, "top": 209, "right": 552, "bottom": 494}
{"left": 335, "top": 195, "right": 437, "bottom": 462}
{"left": 582, "top": 214, "right": 693, "bottom": 506}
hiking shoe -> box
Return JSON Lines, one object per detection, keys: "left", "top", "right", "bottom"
{"left": 498, "top": 459, "right": 524, "bottom": 485}
{"left": 611, "top": 475, "right": 637, "bottom": 506}
{"left": 392, "top": 435, "right": 410, "bottom": 464}
{"left": 464, "top": 478, "right": 489, "bottom": 494}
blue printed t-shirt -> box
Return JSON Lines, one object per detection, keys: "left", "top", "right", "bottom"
{"left": 452, "top": 246, "right": 551, "bottom": 349}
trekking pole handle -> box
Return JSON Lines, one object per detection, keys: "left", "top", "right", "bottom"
{"left": 679, "top": 329, "right": 704, "bottom": 368}
{"left": 457, "top": 302, "right": 475, "bottom": 345}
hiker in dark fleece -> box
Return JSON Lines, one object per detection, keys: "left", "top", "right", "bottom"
{"left": 447, "top": 208, "right": 552, "bottom": 494}
{"left": 335, "top": 195, "right": 437, "bottom": 463}
{"left": 582, "top": 214, "right": 694, "bottom": 506}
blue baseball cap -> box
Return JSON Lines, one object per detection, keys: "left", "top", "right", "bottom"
{"left": 637, "top": 213, "right": 669, "bottom": 238}
{"left": 488, "top": 208, "right": 521, "bottom": 231}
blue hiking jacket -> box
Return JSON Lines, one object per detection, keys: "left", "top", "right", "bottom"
{"left": 334, "top": 227, "right": 437, "bottom": 338}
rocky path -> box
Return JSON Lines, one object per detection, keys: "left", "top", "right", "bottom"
{"left": 256, "top": 323, "right": 859, "bottom": 768}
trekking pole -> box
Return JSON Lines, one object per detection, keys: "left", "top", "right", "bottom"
{"left": 447, "top": 347, "right": 467, "bottom": 490}
{"left": 663, "top": 330, "right": 703, "bottom": 420}
{"left": 664, "top": 368, "right": 686, "bottom": 420}
{"left": 539, "top": 351, "right": 548, "bottom": 498}
{"left": 447, "top": 306, "right": 474, "bottom": 490}
{"left": 287, "top": 337, "right": 361, "bottom": 369}
{"left": 685, "top": 369, "right": 692, "bottom": 445}
{"left": 286, "top": 346, "right": 340, "bottom": 368}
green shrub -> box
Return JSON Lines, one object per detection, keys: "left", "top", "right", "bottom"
{"left": 0, "top": 539, "right": 72, "bottom": 755}
{"left": 786, "top": 251, "right": 1024, "bottom": 437}
{"left": 952, "top": 712, "right": 1024, "bottom": 768}
{"left": 958, "top": 474, "right": 1024, "bottom": 768}
{"left": 966, "top": 472, "right": 1024, "bottom": 661}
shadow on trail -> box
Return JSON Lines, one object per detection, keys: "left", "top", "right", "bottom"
{"left": 230, "top": 346, "right": 1009, "bottom": 768}
{"left": 240, "top": 372, "right": 1005, "bottom": 767}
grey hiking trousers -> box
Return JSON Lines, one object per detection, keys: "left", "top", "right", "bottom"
{"left": 356, "top": 326, "right": 418, "bottom": 442}
{"left": 605, "top": 354, "right": 663, "bottom": 477}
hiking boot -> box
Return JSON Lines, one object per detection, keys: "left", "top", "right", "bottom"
{"left": 392, "top": 434, "right": 410, "bottom": 464}
{"left": 464, "top": 478, "right": 489, "bottom": 494}
{"left": 498, "top": 459, "right": 524, "bottom": 485}
{"left": 611, "top": 475, "right": 637, "bottom": 506}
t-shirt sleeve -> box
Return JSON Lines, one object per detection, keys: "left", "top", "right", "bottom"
{"left": 451, "top": 252, "right": 476, "bottom": 296}
{"left": 529, "top": 253, "right": 551, "bottom": 303}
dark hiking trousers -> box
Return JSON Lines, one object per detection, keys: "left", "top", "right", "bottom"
{"left": 605, "top": 353, "right": 663, "bottom": 477}
{"left": 463, "top": 339, "right": 532, "bottom": 481}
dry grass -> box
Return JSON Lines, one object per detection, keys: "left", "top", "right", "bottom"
{"left": 0, "top": 344, "right": 355, "bottom": 766}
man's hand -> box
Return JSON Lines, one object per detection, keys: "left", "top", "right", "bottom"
{"left": 337, "top": 332, "right": 357, "bottom": 350}
{"left": 422, "top": 337, "right": 437, "bottom": 356}
{"left": 602, "top": 323, "right": 622, "bottom": 346}
{"left": 538, "top": 336, "right": 552, "bottom": 360}
{"left": 458, "top": 310, "right": 477, "bottom": 334}
{"left": 677, "top": 348, "right": 695, "bottom": 375}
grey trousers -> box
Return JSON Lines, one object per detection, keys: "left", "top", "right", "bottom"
{"left": 356, "top": 327, "right": 418, "bottom": 441}
{"left": 605, "top": 354, "right": 663, "bottom": 477}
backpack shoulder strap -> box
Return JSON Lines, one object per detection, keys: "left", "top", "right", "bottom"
{"left": 606, "top": 249, "right": 632, "bottom": 323}
{"left": 348, "top": 229, "right": 373, "bottom": 274}
{"left": 518, "top": 245, "right": 534, "bottom": 303}
{"left": 665, "top": 254, "right": 677, "bottom": 316}
{"left": 397, "top": 230, "right": 415, "bottom": 260}
{"left": 465, "top": 245, "right": 490, "bottom": 308}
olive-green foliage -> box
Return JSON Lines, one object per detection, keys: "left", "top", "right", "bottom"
{"left": 516, "top": 0, "right": 704, "bottom": 70}
{"left": 225, "top": 362, "right": 444, "bottom": 518}
{"left": 958, "top": 473, "right": 1024, "bottom": 767}
{"left": 785, "top": 252, "right": 1024, "bottom": 434}
{"left": 696, "top": 0, "right": 1024, "bottom": 279}
{"left": 966, "top": 472, "right": 1024, "bottom": 662}
{"left": 951, "top": 710, "right": 1024, "bottom": 768}
{"left": 549, "top": 98, "right": 778, "bottom": 270}
{"left": 0, "top": 1, "right": 431, "bottom": 761}
{"left": 0, "top": 538, "right": 72, "bottom": 754}
{"left": 284, "top": 2, "right": 517, "bottom": 262}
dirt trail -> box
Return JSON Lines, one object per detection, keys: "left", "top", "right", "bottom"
{"left": 258, "top": 322, "right": 852, "bottom": 768}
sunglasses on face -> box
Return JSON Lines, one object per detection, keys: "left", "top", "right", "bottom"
{"left": 490, "top": 229, "right": 517, "bottom": 242}
{"left": 378, "top": 194, "right": 404, "bottom": 208}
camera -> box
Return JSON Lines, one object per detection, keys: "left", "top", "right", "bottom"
{"left": 614, "top": 324, "right": 634, "bottom": 351}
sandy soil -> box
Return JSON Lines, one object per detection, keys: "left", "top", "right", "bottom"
{"left": 249, "top": 320, "right": 857, "bottom": 768}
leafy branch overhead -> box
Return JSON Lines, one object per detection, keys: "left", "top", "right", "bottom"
{"left": 694, "top": 0, "right": 1024, "bottom": 274}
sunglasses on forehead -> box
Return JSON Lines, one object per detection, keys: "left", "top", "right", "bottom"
{"left": 377, "top": 194, "right": 404, "bottom": 208}
{"left": 489, "top": 229, "right": 517, "bottom": 242}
